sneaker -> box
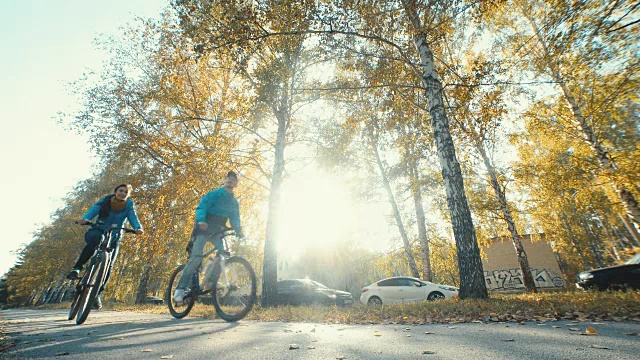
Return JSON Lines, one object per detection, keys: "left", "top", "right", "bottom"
{"left": 66, "top": 268, "right": 81, "bottom": 280}
{"left": 93, "top": 295, "right": 103, "bottom": 310}
{"left": 173, "top": 289, "right": 185, "bottom": 304}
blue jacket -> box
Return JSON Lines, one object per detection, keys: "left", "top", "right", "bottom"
{"left": 81, "top": 196, "right": 143, "bottom": 241}
{"left": 195, "top": 187, "right": 242, "bottom": 235}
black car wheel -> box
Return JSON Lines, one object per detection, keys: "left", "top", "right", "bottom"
{"left": 427, "top": 292, "right": 445, "bottom": 301}
{"left": 367, "top": 296, "right": 382, "bottom": 306}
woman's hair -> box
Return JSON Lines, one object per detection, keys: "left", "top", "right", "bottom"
{"left": 114, "top": 183, "right": 133, "bottom": 194}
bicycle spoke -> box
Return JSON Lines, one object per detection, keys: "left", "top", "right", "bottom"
{"left": 212, "top": 257, "right": 256, "bottom": 322}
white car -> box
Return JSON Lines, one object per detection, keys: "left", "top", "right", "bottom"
{"left": 360, "top": 276, "right": 458, "bottom": 305}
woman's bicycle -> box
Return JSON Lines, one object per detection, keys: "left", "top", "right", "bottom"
{"left": 166, "top": 228, "right": 257, "bottom": 322}
{"left": 68, "top": 221, "right": 136, "bottom": 324}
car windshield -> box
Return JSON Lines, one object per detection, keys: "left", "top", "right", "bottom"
{"left": 624, "top": 253, "right": 640, "bottom": 265}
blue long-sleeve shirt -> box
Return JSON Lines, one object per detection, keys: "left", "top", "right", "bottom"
{"left": 81, "top": 197, "right": 142, "bottom": 241}
{"left": 195, "top": 187, "right": 242, "bottom": 235}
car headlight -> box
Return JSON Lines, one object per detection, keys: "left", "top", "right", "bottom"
{"left": 578, "top": 272, "right": 594, "bottom": 280}
{"left": 438, "top": 286, "right": 458, "bottom": 292}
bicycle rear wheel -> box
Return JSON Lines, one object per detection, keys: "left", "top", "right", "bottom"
{"left": 68, "top": 282, "right": 83, "bottom": 320}
{"left": 76, "top": 257, "right": 107, "bottom": 324}
{"left": 211, "top": 256, "right": 256, "bottom": 322}
{"left": 166, "top": 264, "right": 195, "bottom": 319}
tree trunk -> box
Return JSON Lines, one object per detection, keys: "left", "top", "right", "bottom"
{"left": 477, "top": 144, "right": 537, "bottom": 292}
{"left": 619, "top": 214, "right": 640, "bottom": 247}
{"left": 371, "top": 128, "right": 420, "bottom": 278}
{"left": 406, "top": 143, "right": 433, "bottom": 281}
{"left": 401, "top": 0, "right": 488, "bottom": 299}
{"left": 261, "top": 94, "right": 289, "bottom": 307}
{"left": 135, "top": 264, "right": 152, "bottom": 304}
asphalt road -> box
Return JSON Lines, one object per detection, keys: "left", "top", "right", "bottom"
{"left": 1, "top": 309, "right": 638, "bottom": 359}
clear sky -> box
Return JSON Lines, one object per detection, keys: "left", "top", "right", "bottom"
{"left": 0, "top": 0, "right": 167, "bottom": 277}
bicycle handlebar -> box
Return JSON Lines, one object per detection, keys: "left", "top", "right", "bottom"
{"left": 75, "top": 220, "right": 137, "bottom": 234}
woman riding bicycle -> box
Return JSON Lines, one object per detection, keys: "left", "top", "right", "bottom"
{"left": 172, "top": 171, "right": 244, "bottom": 304}
{"left": 66, "top": 183, "right": 144, "bottom": 307}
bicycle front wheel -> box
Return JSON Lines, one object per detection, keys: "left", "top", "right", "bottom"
{"left": 211, "top": 256, "right": 256, "bottom": 322}
{"left": 166, "top": 264, "right": 195, "bottom": 319}
{"left": 76, "top": 257, "right": 107, "bottom": 325}
{"left": 68, "top": 283, "right": 82, "bottom": 320}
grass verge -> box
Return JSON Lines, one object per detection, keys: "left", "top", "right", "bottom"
{"left": 36, "top": 290, "right": 640, "bottom": 325}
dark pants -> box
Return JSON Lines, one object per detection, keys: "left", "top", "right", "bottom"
{"left": 73, "top": 228, "right": 120, "bottom": 294}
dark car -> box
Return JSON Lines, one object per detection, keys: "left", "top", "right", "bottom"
{"left": 144, "top": 296, "right": 164, "bottom": 305}
{"left": 576, "top": 253, "right": 640, "bottom": 291}
{"left": 276, "top": 279, "right": 353, "bottom": 306}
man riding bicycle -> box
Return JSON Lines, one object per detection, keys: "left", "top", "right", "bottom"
{"left": 173, "top": 171, "right": 244, "bottom": 304}
{"left": 67, "top": 183, "right": 144, "bottom": 308}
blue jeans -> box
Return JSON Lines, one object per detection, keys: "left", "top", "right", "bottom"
{"left": 176, "top": 225, "right": 224, "bottom": 290}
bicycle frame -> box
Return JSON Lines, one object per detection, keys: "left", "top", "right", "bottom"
{"left": 187, "top": 228, "right": 235, "bottom": 296}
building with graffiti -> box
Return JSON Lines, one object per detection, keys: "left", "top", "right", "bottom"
{"left": 482, "top": 234, "right": 566, "bottom": 291}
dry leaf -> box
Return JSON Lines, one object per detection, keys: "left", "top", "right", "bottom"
{"left": 55, "top": 352, "right": 70, "bottom": 357}
{"left": 289, "top": 344, "right": 299, "bottom": 350}
{"left": 406, "top": 334, "right": 413, "bottom": 337}
{"left": 142, "top": 349, "right": 153, "bottom": 353}
{"left": 589, "top": 345, "right": 610, "bottom": 350}
{"left": 310, "top": 328, "right": 316, "bottom": 333}
{"left": 502, "top": 339, "right": 515, "bottom": 342}
{"left": 585, "top": 326, "right": 597, "bottom": 335}
{"left": 624, "top": 332, "right": 637, "bottom": 336}
{"left": 552, "top": 326, "right": 561, "bottom": 328}
{"left": 568, "top": 328, "right": 580, "bottom": 331}
{"left": 423, "top": 350, "right": 436, "bottom": 354}
{"left": 374, "top": 333, "right": 382, "bottom": 337}
{"left": 160, "top": 356, "right": 174, "bottom": 359}
{"left": 308, "top": 346, "right": 316, "bottom": 349}
{"left": 424, "top": 332, "right": 434, "bottom": 334}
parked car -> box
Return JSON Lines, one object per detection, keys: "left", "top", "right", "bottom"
{"left": 360, "top": 276, "right": 458, "bottom": 306}
{"left": 276, "top": 279, "right": 353, "bottom": 306}
{"left": 576, "top": 253, "right": 640, "bottom": 291}
{"left": 144, "top": 296, "right": 164, "bottom": 305}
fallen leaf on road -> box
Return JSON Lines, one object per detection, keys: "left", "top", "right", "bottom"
{"left": 308, "top": 346, "right": 316, "bottom": 349}
{"left": 585, "top": 326, "right": 597, "bottom": 335}
{"left": 423, "top": 350, "right": 436, "bottom": 354}
{"left": 374, "top": 333, "right": 382, "bottom": 337}
{"left": 406, "top": 334, "right": 413, "bottom": 337}
{"left": 568, "top": 328, "right": 580, "bottom": 331}
{"left": 160, "top": 356, "right": 174, "bottom": 359}
{"left": 310, "top": 328, "right": 316, "bottom": 333}
{"left": 589, "top": 345, "right": 610, "bottom": 350}
{"left": 566, "top": 323, "right": 578, "bottom": 326}
{"left": 424, "top": 332, "right": 434, "bottom": 334}
{"left": 142, "top": 349, "right": 153, "bottom": 352}
{"left": 552, "top": 326, "right": 561, "bottom": 328}
{"left": 624, "top": 332, "right": 638, "bottom": 336}
{"left": 55, "top": 352, "right": 70, "bottom": 356}
{"left": 448, "top": 326, "right": 456, "bottom": 329}
{"left": 289, "top": 344, "right": 299, "bottom": 350}
{"left": 502, "top": 339, "right": 515, "bottom": 342}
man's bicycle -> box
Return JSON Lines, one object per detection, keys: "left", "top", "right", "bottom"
{"left": 166, "top": 228, "right": 257, "bottom": 322}
{"left": 68, "top": 221, "right": 136, "bottom": 324}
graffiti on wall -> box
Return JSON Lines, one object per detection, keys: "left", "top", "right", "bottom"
{"left": 484, "top": 268, "right": 565, "bottom": 290}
